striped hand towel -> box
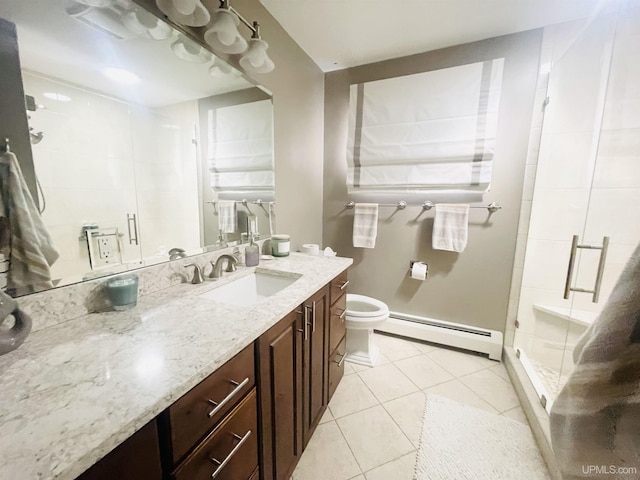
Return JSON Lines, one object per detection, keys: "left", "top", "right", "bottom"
{"left": 353, "top": 203, "right": 378, "bottom": 248}
{"left": 432, "top": 204, "right": 469, "bottom": 252}
{"left": 550, "top": 241, "right": 640, "bottom": 479}
{"left": 217, "top": 201, "right": 237, "bottom": 233}
{"left": 0, "top": 152, "right": 59, "bottom": 291}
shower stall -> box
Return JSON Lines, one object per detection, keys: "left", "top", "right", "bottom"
{"left": 512, "top": 1, "right": 640, "bottom": 412}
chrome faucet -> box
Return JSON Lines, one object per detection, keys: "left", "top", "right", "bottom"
{"left": 185, "top": 264, "right": 205, "bottom": 284}
{"left": 210, "top": 254, "right": 238, "bottom": 279}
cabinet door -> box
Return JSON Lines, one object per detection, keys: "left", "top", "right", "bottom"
{"left": 77, "top": 420, "right": 162, "bottom": 480}
{"left": 302, "top": 285, "right": 330, "bottom": 447}
{"left": 258, "top": 309, "right": 304, "bottom": 480}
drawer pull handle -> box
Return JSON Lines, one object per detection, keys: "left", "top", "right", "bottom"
{"left": 209, "top": 429, "right": 252, "bottom": 479}
{"left": 335, "top": 309, "right": 346, "bottom": 320}
{"left": 335, "top": 353, "right": 346, "bottom": 367}
{"left": 339, "top": 280, "right": 350, "bottom": 290}
{"left": 206, "top": 378, "right": 250, "bottom": 418}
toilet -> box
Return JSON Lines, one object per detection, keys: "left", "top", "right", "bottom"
{"left": 344, "top": 294, "right": 390, "bottom": 367}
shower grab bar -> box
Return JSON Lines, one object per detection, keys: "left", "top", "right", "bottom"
{"left": 344, "top": 201, "right": 501, "bottom": 212}
{"left": 127, "top": 213, "right": 139, "bottom": 246}
{"left": 563, "top": 235, "right": 609, "bottom": 303}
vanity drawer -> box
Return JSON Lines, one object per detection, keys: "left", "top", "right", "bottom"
{"left": 328, "top": 336, "right": 346, "bottom": 401}
{"left": 329, "top": 293, "right": 347, "bottom": 354}
{"left": 330, "top": 270, "right": 349, "bottom": 306}
{"left": 167, "top": 343, "right": 255, "bottom": 464}
{"left": 173, "top": 389, "right": 259, "bottom": 480}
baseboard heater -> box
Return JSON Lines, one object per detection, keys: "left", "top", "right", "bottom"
{"left": 376, "top": 312, "right": 503, "bottom": 361}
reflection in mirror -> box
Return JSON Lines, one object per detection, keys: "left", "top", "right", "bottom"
{"left": 0, "top": 0, "right": 275, "bottom": 296}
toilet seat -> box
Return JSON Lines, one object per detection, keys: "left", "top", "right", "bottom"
{"left": 346, "top": 294, "right": 389, "bottom": 321}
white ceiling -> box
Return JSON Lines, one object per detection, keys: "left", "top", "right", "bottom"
{"left": 260, "top": 0, "right": 609, "bottom": 72}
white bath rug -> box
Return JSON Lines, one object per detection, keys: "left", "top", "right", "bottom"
{"left": 414, "top": 394, "right": 550, "bottom": 480}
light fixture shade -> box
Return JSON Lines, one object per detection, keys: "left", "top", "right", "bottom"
{"left": 156, "top": 0, "right": 210, "bottom": 28}
{"left": 204, "top": 8, "right": 248, "bottom": 54}
{"left": 239, "top": 38, "right": 275, "bottom": 74}
{"left": 171, "top": 36, "right": 211, "bottom": 63}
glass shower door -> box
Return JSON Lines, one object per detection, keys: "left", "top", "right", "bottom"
{"left": 513, "top": 10, "right": 620, "bottom": 408}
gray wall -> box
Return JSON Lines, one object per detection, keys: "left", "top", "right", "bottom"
{"left": 323, "top": 30, "right": 543, "bottom": 333}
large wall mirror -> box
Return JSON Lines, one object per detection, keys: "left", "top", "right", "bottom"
{"left": 0, "top": 0, "right": 275, "bottom": 296}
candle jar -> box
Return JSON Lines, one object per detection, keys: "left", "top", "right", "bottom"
{"left": 104, "top": 274, "right": 139, "bottom": 311}
{"left": 271, "top": 234, "right": 290, "bottom": 257}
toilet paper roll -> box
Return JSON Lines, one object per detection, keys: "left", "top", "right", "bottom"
{"left": 410, "top": 262, "right": 427, "bottom": 280}
{"left": 301, "top": 243, "right": 320, "bottom": 255}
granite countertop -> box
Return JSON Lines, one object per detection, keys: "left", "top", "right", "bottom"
{"left": 0, "top": 253, "right": 352, "bottom": 480}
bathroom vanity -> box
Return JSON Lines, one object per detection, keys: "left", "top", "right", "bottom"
{"left": 0, "top": 253, "right": 351, "bottom": 480}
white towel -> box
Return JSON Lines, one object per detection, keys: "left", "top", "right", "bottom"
{"left": 217, "top": 201, "right": 237, "bottom": 233}
{"left": 352, "top": 203, "right": 378, "bottom": 248}
{"left": 0, "top": 152, "right": 59, "bottom": 291}
{"left": 432, "top": 204, "right": 469, "bottom": 252}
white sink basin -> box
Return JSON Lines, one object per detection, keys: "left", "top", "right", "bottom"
{"left": 198, "top": 271, "right": 300, "bottom": 306}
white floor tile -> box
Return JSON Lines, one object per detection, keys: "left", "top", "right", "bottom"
{"left": 423, "top": 379, "right": 499, "bottom": 414}
{"left": 336, "top": 405, "right": 414, "bottom": 472}
{"left": 329, "top": 373, "right": 379, "bottom": 419}
{"left": 393, "top": 354, "right": 454, "bottom": 389}
{"left": 427, "top": 347, "right": 495, "bottom": 377}
{"left": 372, "top": 333, "right": 423, "bottom": 361}
{"left": 364, "top": 451, "right": 417, "bottom": 480}
{"left": 319, "top": 407, "right": 334, "bottom": 424}
{"left": 382, "top": 391, "right": 427, "bottom": 447}
{"left": 489, "top": 363, "right": 511, "bottom": 381}
{"left": 343, "top": 361, "right": 357, "bottom": 376}
{"left": 503, "top": 406, "right": 529, "bottom": 425}
{"left": 357, "top": 363, "right": 419, "bottom": 403}
{"left": 291, "top": 421, "right": 361, "bottom": 480}
{"left": 458, "top": 368, "right": 521, "bottom": 413}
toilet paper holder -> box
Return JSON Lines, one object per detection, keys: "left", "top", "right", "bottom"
{"left": 409, "top": 260, "right": 429, "bottom": 278}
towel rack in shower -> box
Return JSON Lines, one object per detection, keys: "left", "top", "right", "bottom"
{"left": 345, "top": 200, "right": 502, "bottom": 213}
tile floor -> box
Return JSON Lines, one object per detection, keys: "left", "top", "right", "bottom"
{"left": 291, "top": 332, "right": 533, "bottom": 480}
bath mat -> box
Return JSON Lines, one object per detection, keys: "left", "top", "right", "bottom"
{"left": 413, "top": 394, "right": 549, "bottom": 480}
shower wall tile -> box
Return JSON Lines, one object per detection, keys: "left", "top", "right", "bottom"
{"left": 583, "top": 188, "right": 640, "bottom": 245}
{"left": 534, "top": 132, "right": 596, "bottom": 189}
{"left": 527, "top": 188, "right": 590, "bottom": 241}
{"left": 592, "top": 128, "right": 640, "bottom": 188}
{"left": 520, "top": 239, "right": 573, "bottom": 289}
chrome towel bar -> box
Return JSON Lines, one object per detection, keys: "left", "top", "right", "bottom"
{"left": 345, "top": 201, "right": 501, "bottom": 212}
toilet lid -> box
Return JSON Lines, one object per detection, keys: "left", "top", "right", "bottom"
{"left": 346, "top": 294, "right": 389, "bottom": 318}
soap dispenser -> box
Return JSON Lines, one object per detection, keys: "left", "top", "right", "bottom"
{"left": 245, "top": 233, "right": 259, "bottom": 267}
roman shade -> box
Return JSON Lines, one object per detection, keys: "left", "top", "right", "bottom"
{"left": 208, "top": 99, "right": 274, "bottom": 201}
{"left": 347, "top": 58, "right": 504, "bottom": 196}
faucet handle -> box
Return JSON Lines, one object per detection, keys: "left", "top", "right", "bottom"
{"left": 185, "top": 264, "right": 205, "bottom": 284}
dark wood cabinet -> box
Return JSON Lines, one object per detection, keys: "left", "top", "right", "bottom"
{"left": 76, "top": 420, "right": 162, "bottom": 480}
{"left": 259, "top": 271, "right": 348, "bottom": 480}
{"left": 302, "top": 285, "right": 330, "bottom": 447}
{"left": 257, "top": 309, "right": 304, "bottom": 480}
{"left": 173, "top": 390, "right": 258, "bottom": 480}
{"left": 327, "top": 272, "right": 348, "bottom": 404}
{"left": 162, "top": 343, "right": 255, "bottom": 466}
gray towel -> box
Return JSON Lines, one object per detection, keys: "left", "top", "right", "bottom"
{"left": 550, "top": 241, "right": 640, "bottom": 479}
{"left": 0, "top": 152, "right": 59, "bottom": 291}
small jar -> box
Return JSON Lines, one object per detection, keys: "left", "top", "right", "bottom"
{"left": 271, "top": 234, "right": 290, "bottom": 257}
